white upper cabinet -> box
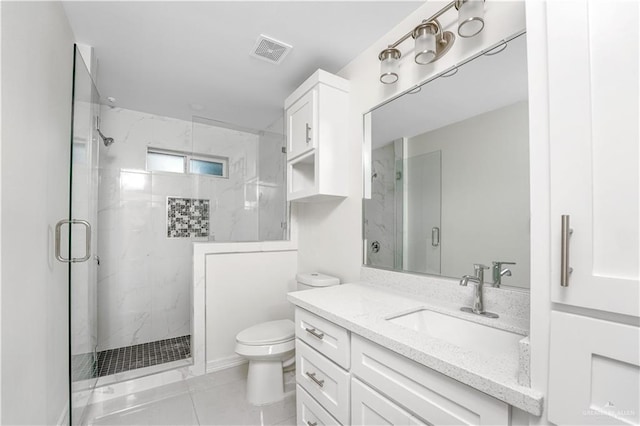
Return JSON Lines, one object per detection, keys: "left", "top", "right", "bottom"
{"left": 287, "top": 88, "right": 317, "bottom": 161}
{"left": 547, "top": 1, "right": 639, "bottom": 317}
{"left": 285, "top": 70, "right": 350, "bottom": 202}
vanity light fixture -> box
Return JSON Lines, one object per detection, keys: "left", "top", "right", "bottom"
{"left": 378, "top": 0, "right": 485, "bottom": 84}
{"left": 378, "top": 48, "right": 402, "bottom": 84}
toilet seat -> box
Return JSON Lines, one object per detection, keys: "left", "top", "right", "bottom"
{"left": 236, "top": 319, "right": 294, "bottom": 346}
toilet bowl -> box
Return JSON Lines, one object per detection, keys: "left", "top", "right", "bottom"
{"left": 235, "top": 319, "right": 295, "bottom": 406}
{"left": 235, "top": 272, "right": 340, "bottom": 406}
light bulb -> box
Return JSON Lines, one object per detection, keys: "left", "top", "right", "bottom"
{"left": 379, "top": 48, "right": 401, "bottom": 84}
{"left": 413, "top": 23, "right": 438, "bottom": 65}
{"left": 457, "top": 0, "right": 485, "bottom": 38}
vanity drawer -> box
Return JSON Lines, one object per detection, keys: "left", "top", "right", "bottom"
{"left": 296, "top": 339, "right": 350, "bottom": 425}
{"left": 297, "top": 384, "right": 342, "bottom": 426}
{"left": 295, "top": 308, "right": 350, "bottom": 369}
{"left": 351, "top": 335, "right": 509, "bottom": 426}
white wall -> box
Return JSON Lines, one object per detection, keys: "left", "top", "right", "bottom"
{"left": 407, "top": 102, "right": 530, "bottom": 287}
{"left": 205, "top": 248, "right": 298, "bottom": 371}
{"left": 98, "top": 107, "right": 262, "bottom": 350}
{"left": 295, "top": 1, "right": 527, "bottom": 284}
{"left": 1, "top": 2, "right": 75, "bottom": 424}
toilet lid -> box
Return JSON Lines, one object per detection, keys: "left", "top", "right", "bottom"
{"left": 236, "top": 319, "right": 295, "bottom": 346}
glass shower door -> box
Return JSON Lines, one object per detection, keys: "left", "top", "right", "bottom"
{"left": 66, "top": 46, "right": 100, "bottom": 424}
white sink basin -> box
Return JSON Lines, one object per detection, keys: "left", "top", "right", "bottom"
{"left": 387, "top": 308, "right": 523, "bottom": 359}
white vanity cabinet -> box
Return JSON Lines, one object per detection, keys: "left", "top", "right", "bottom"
{"left": 295, "top": 308, "right": 351, "bottom": 425}
{"left": 351, "top": 335, "right": 510, "bottom": 426}
{"left": 285, "top": 70, "right": 349, "bottom": 202}
{"left": 294, "top": 308, "right": 515, "bottom": 426}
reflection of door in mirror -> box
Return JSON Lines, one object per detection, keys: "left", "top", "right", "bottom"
{"left": 364, "top": 139, "right": 403, "bottom": 269}
{"left": 405, "top": 151, "right": 441, "bottom": 275}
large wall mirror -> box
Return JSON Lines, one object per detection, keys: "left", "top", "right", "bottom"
{"left": 363, "top": 32, "right": 530, "bottom": 289}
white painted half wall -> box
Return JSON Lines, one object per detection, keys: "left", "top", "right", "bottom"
{"left": 204, "top": 244, "right": 298, "bottom": 371}
{"left": 295, "top": 1, "right": 527, "bottom": 283}
{"left": 1, "top": 2, "right": 75, "bottom": 424}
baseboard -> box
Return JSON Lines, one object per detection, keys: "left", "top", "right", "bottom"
{"left": 206, "top": 355, "right": 248, "bottom": 373}
{"left": 57, "top": 401, "right": 69, "bottom": 426}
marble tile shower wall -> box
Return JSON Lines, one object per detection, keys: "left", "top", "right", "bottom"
{"left": 364, "top": 143, "right": 397, "bottom": 269}
{"left": 98, "top": 106, "right": 261, "bottom": 351}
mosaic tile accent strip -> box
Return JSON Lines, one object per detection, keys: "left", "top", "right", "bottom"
{"left": 97, "top": 335, "right": 191, "bottom": 377}
{"left": 167, "top": 197, "right": 209, "bottom": 238}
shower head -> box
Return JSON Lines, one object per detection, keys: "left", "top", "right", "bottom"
{"left": 98, "top": 129, "right": 114, "bottom": 147}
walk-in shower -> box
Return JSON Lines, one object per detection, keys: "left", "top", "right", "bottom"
{"left": 68, "top": 46, "right": 287, "bottom": 424}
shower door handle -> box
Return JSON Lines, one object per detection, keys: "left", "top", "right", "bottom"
{"left": 431, "top": 227, "right": 440, "bottom": 247}
{"left": 55, "top": 219, "right": 92, "bottom": 263}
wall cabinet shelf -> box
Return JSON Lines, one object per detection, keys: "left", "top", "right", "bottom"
{"left": 285, "top": 70, "right": 349, "bottom": 202}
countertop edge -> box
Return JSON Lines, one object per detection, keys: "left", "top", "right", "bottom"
{"left": 287, "top": 293, "right": 544, "bottom": 416}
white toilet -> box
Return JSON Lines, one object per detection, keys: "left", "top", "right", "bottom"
{"left": 235, "top": 272, "right": 340, "bottom": 405}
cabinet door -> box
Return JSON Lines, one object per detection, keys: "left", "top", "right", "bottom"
{"left": 287, "top": 89, "right": 317, "bottom": 160}
{"left": 548, "top": 1, "right": 639, "bottom": 316}
{"left": 548, "top": 312, "right": 639, "bottom": 425}
{"left": 351, "top": 336, "right": 510, "bottom": 424}
{"left": 351, "top": 378, "right": 426, "bottom": 426}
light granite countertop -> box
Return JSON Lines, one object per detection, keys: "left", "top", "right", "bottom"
{"left": 287, "top": 282, "right": 543, "bottom": 416}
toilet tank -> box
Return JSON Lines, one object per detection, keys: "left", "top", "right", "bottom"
{"left": 296, "top": 272, "right": 340, "bottom": 291}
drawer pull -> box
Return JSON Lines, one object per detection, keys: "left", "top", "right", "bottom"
{"left": 305, "top": 327, "right": 324, "bottom": 340}
{"left": 305, "top": 371, "right": 325, "bottom": 387}
{"left": 307, "top": 422, "right": 317, "bottom": 426}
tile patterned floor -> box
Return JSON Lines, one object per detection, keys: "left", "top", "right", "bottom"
{"left": 97, "top": 335, "right": 191, "bottom": 377}
{"left": 86, "top": 365, "right": 297, "bottom": 426}
{"left": 72, "top": 352, "right": 97, "bottom": 382}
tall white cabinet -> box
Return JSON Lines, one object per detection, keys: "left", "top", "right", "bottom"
{"left": 542, "top": 2, "right": 640, "bottom": 424}
{"left": 285, "top": 70, "right": 349, "bottom": 202}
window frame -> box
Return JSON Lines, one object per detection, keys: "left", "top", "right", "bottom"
{"left": 146, "top": 147, "right": 229, "bottom": 179}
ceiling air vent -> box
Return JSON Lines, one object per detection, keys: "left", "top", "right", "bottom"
{"left": 250, "top": 34, "right": 292, "bottom": 64}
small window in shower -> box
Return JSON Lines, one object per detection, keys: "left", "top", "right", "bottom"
{"left": 147, "top": 150, "right": 185, "bottom": 173}
{"left": 146, "top": 148, "right": 228, "bottom": 178}
{"left": 189, "top": 158, "right": 227, "bottom": 177}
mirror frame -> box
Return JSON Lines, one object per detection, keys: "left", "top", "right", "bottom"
{"left": 361, "top": 29, "right": 529, "bottom": 291}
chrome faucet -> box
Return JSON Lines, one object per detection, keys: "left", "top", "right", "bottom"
{"left": 459, "top": 264, "right": 498, "bottom": 318}
{"left": 491, "top": 261, "right": 516, "bottom": 287}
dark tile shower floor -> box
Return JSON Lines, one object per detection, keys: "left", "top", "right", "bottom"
{"left": 96, "top": 335, "right": 191, "bottom": 377}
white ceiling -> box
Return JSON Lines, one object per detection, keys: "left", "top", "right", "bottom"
{"left": 371, "top": 33, "right": 529, "bottom": 148}
{"left": 62, "top": 1, "right": 424, "bottom": 131}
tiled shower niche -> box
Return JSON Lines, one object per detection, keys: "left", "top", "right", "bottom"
{"left": 167, "top": 197, "right": 210, "bottom": 238}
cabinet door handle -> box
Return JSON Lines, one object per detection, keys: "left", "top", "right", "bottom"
{"left": 561, "top": 215, "right": 573, "bottom": 287}
{"left": 305, "top": 123, "right": 311, "bottom": 144}
{"left": 307, "top": 422, "right": 317, "bottom": 426}
{"left": 431, "top": 227, "right": 440, "bottom": 247}
{"left": 305, "top": 371, "right": 324, "bottom": 387}
{"left": 305, "top": 327, "right": 324, "bottom": 340}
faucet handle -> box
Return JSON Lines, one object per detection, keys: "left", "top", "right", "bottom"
{"left": 493, "top": 261, "right": 516, "bottom": 267}
{"left": 473, "top": 264, "right": 490, "bottom": 272}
